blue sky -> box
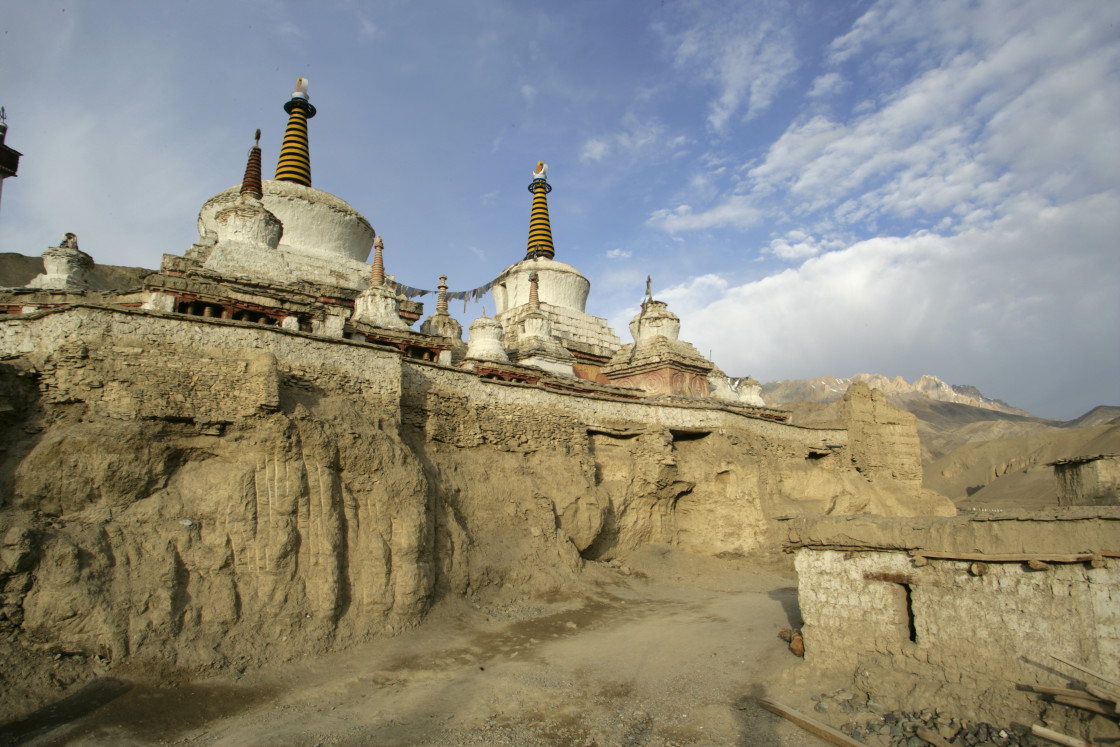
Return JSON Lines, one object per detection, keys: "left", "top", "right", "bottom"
{"left": 1, "top": 0, "right": 1117, "bottom": 419}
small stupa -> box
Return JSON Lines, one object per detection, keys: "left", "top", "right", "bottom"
{"left": 26, "top": 233, "right": 93, "bottom": 290}
{"left": 602, "top": 291, "right": 714, "bottom": 397}
{"left": 352, "top": 236, "right": 409, "bottom": 330}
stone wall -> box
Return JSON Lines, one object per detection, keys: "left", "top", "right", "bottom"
{"left": 0, "top": 306, "right": 423, "bottom": 674}
{"left": 0, "top": 304, "right": 402, "bottom": 410}
{"left": 0, "top": 303, "right": 951, "bottom": 680}
{"left": 788, "top": 512, "right": 1120, "bottom": 723}
{"left": 1055, "top": 456, "right": 1120, "bottom": 506}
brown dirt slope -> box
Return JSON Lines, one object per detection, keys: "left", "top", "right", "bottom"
{"left": 1063, "top": 405, "right": 1120, "bottom": 428}
{"left": 0, "top": 308, "right": 949, "bottom": 724}
{"left": 924, "top": 422, "right": 1120, "bottom": 509}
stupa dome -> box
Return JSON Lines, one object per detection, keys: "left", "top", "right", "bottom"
{"left": 198, "top": 180, "right": 375, "bottom": 263}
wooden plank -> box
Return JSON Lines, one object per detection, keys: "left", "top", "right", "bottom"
{"left": 1017, "top": 684, "right": 1100, "bottom": 699}
{"left": 1051, "top": 654, "right": 1120, "bottom": 691}
{"left": 1051, "top": 694, "right": 1114, "bottom": 716}
{"left": 758, "top": 697, "right": 864, "bottom": 747}
{"left": 917, "top": 552, "right": 1094, "bottom": 563}
{"left": 1031, "top": 723, "right": 1092, "bottom": 747}
{"left": 1084, "top": 683, "right": 1120, "bottom": 710}
{"left": 864, "top": 571, "right": 915, "bottom": 584}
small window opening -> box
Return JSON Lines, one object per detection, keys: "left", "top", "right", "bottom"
{"left": 669, "top": 429, "right": 710, "bottom": 442}
{"left": 903, "top": 583, "right": 917, "bottom": 642}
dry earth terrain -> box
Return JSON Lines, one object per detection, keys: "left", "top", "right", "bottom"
{"left": 1, "top": 548, "right": 843, "bottom": 746}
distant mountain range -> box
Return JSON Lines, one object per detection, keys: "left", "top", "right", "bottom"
{"left": 761, "top": 373, "right": 1120, "bottom": 510}
{"left": 761, "top": 373, "right": 1031, "bottom": 416}
{"left": 760, "top": 373, "right": 1119, "bottom": 464}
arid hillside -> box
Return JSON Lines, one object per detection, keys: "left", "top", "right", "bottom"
{"left": 924, "top": 421, "right": 1120, "bottom": 510}
{"left": 761, "top": 374, "right": 1118, "bottom": 464}
{"left": 0, "top": 305, "right": 953, "bottom": 725}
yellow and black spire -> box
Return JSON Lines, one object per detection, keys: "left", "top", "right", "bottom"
{"left": 526, "top": 161, "right": 554, "bottom": 260}
{"left": 274, "top": 78, "right": 316, "bottom": 186}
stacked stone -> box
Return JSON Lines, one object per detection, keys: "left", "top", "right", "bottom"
{"left": 810, "top": 689, "right": 1036, "bottom": 746}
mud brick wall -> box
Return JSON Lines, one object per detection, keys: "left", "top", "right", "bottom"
{"left": 792, "top": 513, "right": 1119, "bottom": 720}
{"left": 0, "top": 305, "right": 402, "bottom": 420}
{"left": 401, "top": 359, "right": 847, "bottom": 452}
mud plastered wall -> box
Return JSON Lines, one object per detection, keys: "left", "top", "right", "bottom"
{"left": 0, "top": 304, "right": 945, "bottom": 675}
{"left": 1, "top": 306, "right": 427, "bottom": 671}
{"left": 795, "top": 542, "right": 1118, "bottom": 722}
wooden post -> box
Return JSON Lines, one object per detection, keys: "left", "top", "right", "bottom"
{"left": 1030, "top": 724, "right": 1092, "bottom": 747}
{"left": 758, "top": 698, "right": 864, "bottom": 747}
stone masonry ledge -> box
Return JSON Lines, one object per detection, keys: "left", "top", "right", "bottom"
{"left": 146, "top": 269, "right": 362, "bottom": 304}
{"left": 408, "top": 355, "right": 819, "bottom": 430}
{"left": 781, "top": 509, "right": 1120, "bottom": 558}
{"left": 4, "top": 303, "right": 826, "bottom": 434}
{"left": 0, "top": 301, "right": 379, "bottom": 351}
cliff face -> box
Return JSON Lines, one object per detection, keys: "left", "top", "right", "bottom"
{"left": 0, "top": 306, "right": 950, "bottom": 688}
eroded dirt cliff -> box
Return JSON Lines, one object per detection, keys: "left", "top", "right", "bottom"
{"left": 0, "top": 307, "right": 952, "bottom": 721}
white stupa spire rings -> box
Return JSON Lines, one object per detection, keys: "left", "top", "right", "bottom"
{"left": 284, "top": 77, "right": 317, "bottom": 116}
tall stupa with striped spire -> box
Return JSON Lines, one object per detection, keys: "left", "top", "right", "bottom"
{"left": 275, "top": 78, "right": 316, "bottom": 186}
{"left": 190, "top": 78, "right": 378, "bottom": 291}
{"left": 491, "top": 161, "right": 621, "bottom": 376}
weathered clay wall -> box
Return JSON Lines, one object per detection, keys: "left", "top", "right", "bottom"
{"left": 1056, "top": 457, "right": 1120, "bottom": 506}
{"left": 1, "top": 307, "right": 428, "bottom": 674}
{"left": 401, "top": 360, "right": 950, "bottom": 574}
{"left": 0, "top": 304, "right": 403, "bottom": 408}
{"left": 0, "top": 304, "right": 952, "bottom": 679}
{"left": 789, "top": 512, "right": 1120, "bottom": 723}
{"left": 843, "top": 381, "right": 923, "bottom": 491}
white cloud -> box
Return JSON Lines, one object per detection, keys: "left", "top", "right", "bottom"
{"left": 521, "top": 84, "right": 537, "bottom": 105}
{"left": 357, "top": 17, "right": 379, "bottom": 41}
{"left": 580, "top": 138, "right": 610, "bottom": 163}
{"left": 668, "top": 6, "right": 799, "bottom": 132}
{"left": 668, "top": 192, "right": 1120, "bottom": 418}
{"left": 653, "top": 0, "right": 1120, "bottom": 239}
{"left": 807, "top": 72, "right": 847, "bottom": 99}
{"left": 579, "top": 115, "right": 677, "bottom": 165}
{"left": 766, "top": 231, "right": 842, "bottom": 261}
{"left": 648, "top": 195, "right": 761, "bottom": 233}
{"left": 606, "top": 248, "right": 631, "bottom": 260}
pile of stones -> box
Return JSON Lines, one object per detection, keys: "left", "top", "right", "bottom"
{"left": 811, "top": 689, "right": 1040, "bottom": 746}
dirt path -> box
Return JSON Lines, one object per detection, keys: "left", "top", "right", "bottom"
{"left": 9, "top": 550, "right": 838, "bottom": 746}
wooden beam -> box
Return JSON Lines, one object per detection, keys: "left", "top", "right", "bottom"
{"left": 1030, "top": 724, "right": 1092, "bottom": 747}
{"left": 1051, "top": 655, "right": 1120, "bottom": 691}
{"left": 1084, "top": 683, "right": 1120, "bottom": 709}
{"left": 758, "top": 698, "right": 864, "bottom": 747}
{"left": 918, "top": 552, "right": 1096, "bottom": 563}
{"left": 1052, "top": 694, "right": 1115, "bottom": 716}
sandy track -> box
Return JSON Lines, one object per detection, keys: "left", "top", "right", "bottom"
{"left": 9, "top": 551, "right": 833, "bottom": 746}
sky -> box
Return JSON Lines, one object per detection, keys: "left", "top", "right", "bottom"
{"left": 0, "top": 0, "right": 1117, "bottom": 420}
